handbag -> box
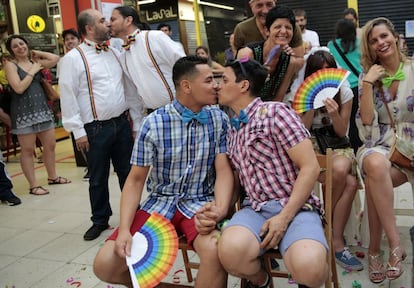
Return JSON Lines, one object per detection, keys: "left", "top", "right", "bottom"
{"left": 381, "top": 92, "right": 414, "bottom": 171}
{"left": 40, "top": 77, "right": 60, "bottom": 101}
{"left": 313, "top": 125, "right": 351, "bottom": 154}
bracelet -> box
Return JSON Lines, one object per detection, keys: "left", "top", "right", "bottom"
{"left": 362, "top": 80, "right": 374, "bottom": 86}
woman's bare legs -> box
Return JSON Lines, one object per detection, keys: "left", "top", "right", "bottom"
{"left": 331, "top": 155, "right": 358, "bottom": 251}
{"left": 37, "top": 128, "right": 58, "bottom": 180}
{"left": 17, "top": 133, "right": 38, "bottom": 188}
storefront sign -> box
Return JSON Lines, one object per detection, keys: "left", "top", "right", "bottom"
{"left": 145, "top": 6, "right": 178, "bottom": 22}
{"left": 27, "top": 15, "right": 45, "bottom": 33}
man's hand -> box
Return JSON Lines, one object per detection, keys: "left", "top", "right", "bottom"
{"left": 75, "top": 135, "right": 89, "bottom": 152}
{"left": 114, "top": 230, "right": 132, "bottom": 258}
{"left": 259, "top": 215, "right": 289, "bottom": 250}
{"left": 0, "top": 108, "right": 11, "bottom": 127}
{"left": 195, "top": 201, "right": 222, "bottom": 235}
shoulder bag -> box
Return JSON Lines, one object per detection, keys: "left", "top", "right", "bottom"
{"left": 380, "top": 92, "right": 414, "bottom": 171}
{"left": 332, "top": 41, "right": 360, "bottom": 78}
{"left": 313, "top": 125, "right": 351, "bottom": 155}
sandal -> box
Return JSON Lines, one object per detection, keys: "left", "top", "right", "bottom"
{"left": 368, "top": 254, "right": 385, "bottom": 284}
{"left": 29, "top": 186, "right": 49, "bottom": 196}
{"left": 386, "top": 246, "right": 407, "bottom": 280}
{"left": 48, "top": 176, "right": 71, "bottom": 185}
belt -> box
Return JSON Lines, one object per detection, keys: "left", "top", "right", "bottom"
{"left": 85, "top": 111, "right": 128, "bottom": 127}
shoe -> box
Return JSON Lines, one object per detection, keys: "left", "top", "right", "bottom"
{"left": 245, "top": 269, "right": 271, "bottom": 288}
{"left": 83, "top": 223, "right": 109, "bottom": 241}
{"left": 29, "top": 186, "right": 49, "bottom": 196}
{"left": 386, "top": 246, "right": 406, "bottom": 280}
{"left": 1, "top": 194, "right": 21, "bottom": 206}
{"left": 335, "top": 247, "right": 363, "bottom": 271}
{"left": 48, "top": 176, "right": 71, "bottom": 185}
{"left": 368, "top": 253, "right": 385, "bottom": 284}
{"left": 83, "top": 169, "right": 90, "bottom": 182}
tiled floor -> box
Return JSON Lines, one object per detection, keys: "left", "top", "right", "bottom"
{"left": 0, "top": 138, "right": 413, "bottom": 288}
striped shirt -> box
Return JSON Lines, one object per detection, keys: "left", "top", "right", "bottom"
{"left": 131, "top": 99, "right": 230, "bottom": 219}
{"left": 227, "top": 98, "right": 321, "bottom": 211}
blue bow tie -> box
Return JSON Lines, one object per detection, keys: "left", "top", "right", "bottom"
{"left": 231, "top": 110, "right": 249, "bottom": 130}
{"left": 182, "top": 108, "right": 208, "bottom": 124}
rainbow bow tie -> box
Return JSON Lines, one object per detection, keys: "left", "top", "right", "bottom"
{"left": 122, "top": 35, "right": 136, "bottom": 51}
{"left": 231, "top": 110, "right": 249, "bottom": 130}
{"left": 182, "top": 108, "right": 208, "bottom": 124}
{"left": 382, "top": 63, "right": 405, "bottom": 88}
{"left": 95, "top": 43, "right": 109, "bottom": 53}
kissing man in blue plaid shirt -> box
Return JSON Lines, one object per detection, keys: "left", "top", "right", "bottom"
{"left": 94, "top": 56, "right": 235, "bottom": 288}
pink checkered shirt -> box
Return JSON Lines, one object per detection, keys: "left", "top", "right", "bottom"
{"left": 227, "top": 98, "right": 321, "bottom": 211}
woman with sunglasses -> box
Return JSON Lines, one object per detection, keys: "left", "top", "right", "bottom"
{"left": 357, "top": 17, "right": 412, "bottom": 283}
{"left": 237, "top": 5, "right": 302, "bottom": 103}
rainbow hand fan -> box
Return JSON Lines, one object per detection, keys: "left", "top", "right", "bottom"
{"left": 292, "top": 68, "right": 350, "bottom": 113}
{"left": 126, "top": 212, "right": 178, "bottom": 288}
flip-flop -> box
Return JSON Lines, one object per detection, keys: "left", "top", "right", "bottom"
{"left": 29, "top": 186, "right": 49, "bottom": 196}
{"left": 48, "top": 176, "right": 71, "bottom": 185}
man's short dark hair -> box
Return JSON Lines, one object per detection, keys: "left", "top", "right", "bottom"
{"left": 266, "top": 5, "right": 296, "bottom": 33}
{"left": 114, "top": 6, "right": 143, "bottom": 29}
{"left": 78, "top": 10, "right": 95, "bottom": 36}
{"left": 157, "top": 23, "right": 171, "bottom": 31}
{"left": 293, "top": 8, "right": 306, "bottom": 18}
{"left": 172, "top": 55, "right": 208, "bottom": 88}
{"left": 225, "top": 59, "right": 268, "bottom": 97}
{"left": 62, "top": 28, "right": 80, "bottom": 40}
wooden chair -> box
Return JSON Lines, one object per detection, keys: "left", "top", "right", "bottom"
{"left": 178, "top": 236, "right": 199, "bottom": 283}
{"left": 176, "top": 149, "right": 338, "bottom": 287}
{"left": 258, "top": 148, "right": 338, "bottom": 288}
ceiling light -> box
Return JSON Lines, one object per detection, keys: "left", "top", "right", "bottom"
{"left": 188, "top": 0, "right": 234, "bottom": 11}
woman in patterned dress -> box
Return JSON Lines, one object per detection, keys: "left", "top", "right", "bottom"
{"left": 356, "top": 17, "right": 412, "bottom": 283}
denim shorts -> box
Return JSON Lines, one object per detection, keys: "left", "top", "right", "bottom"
{"left": 12, "top": 120, "right": 55, "bottom": 135}
{"left": 224, "top": 199, "right": 328, "bottom": 255}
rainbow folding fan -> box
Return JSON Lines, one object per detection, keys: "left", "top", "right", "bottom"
{"left": 292, "top": 68, "right": 350, "bottom": 113}
{"left": 126, "top": 212, "right": 178, "bottom": 288}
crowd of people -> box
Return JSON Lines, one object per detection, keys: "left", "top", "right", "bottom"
{"left": 0, "top": 0, "right": 413, "bottom": 287}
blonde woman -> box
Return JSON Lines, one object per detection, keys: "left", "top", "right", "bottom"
{"left": 357, "top": 17, "right": 411, "bottom": 283}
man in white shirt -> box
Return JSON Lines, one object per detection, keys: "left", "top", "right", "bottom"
{"left": 59, "top": 9, "right": 137, "bottom": 241}
{"left": 294, "top": 9, "right": 320, "bottom": 54}
{"left": 157, "top": 22, "right": 186, "bottom": 53}
{"left": 110, "top": 6, "right": 186, "bottom": 133}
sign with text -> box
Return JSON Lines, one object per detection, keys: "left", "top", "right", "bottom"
{"left": 139, "top": 0, "right": 178, "bottom": 23}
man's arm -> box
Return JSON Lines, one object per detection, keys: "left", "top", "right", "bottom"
{"left": 260, "top": 139, "right": 319, "bottom": 249}
{"left": 233, "top": 23, "right": 245, "bottom": 51}
{"left": 58, "top": 54, "right": 86, "bottom": 139}
{"left": 196, "top": 153, "right": 234, "bottom": 234}
{"left": 115, "top": 165, "right": 150, "bottom": 258}
{"left": 213, "top": 153, "right": 235, "bottom": 219}
{"left": 0, "top": 108, "right": 11, "bottom": 127}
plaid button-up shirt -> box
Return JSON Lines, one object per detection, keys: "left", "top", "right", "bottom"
{"left": 132, "top": 100, "right": 230, "bottom": 220}
{"left": 227, "top": 98, "right": 321, "bottom": 211}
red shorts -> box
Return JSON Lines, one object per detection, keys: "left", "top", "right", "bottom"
{"left": 107, "top": 209, "right": 199, "bottom": 248}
